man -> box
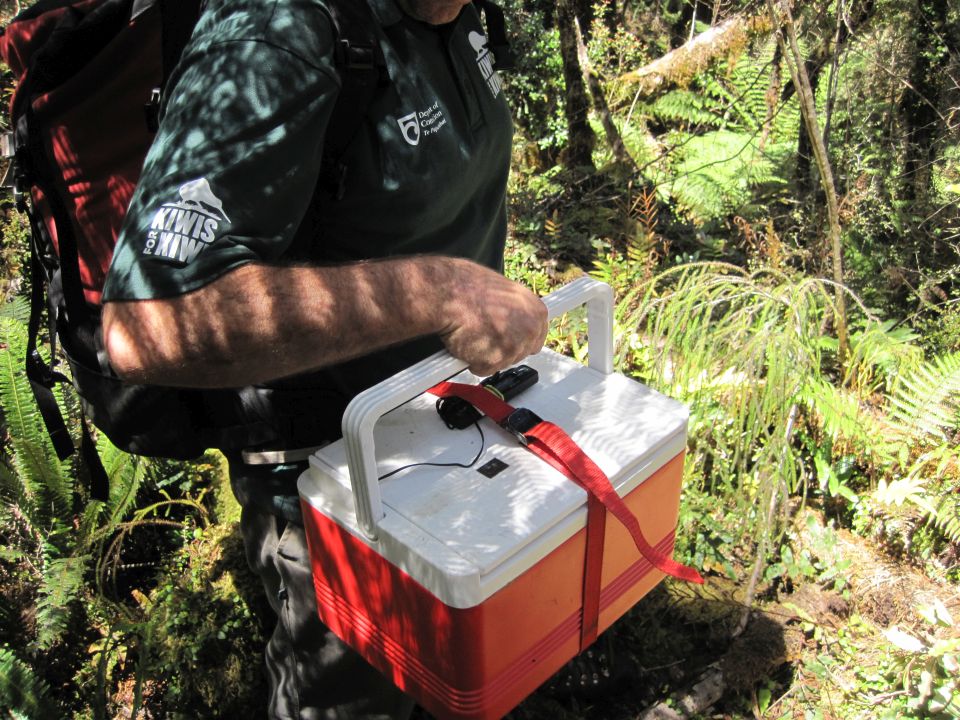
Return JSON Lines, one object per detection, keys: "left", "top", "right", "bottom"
{"left": 101, "top": 0, "right": 546, "bottom": 717}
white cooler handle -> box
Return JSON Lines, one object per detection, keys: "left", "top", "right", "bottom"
{"left": 341, "top": 276, "right": 615, "bottom": 541}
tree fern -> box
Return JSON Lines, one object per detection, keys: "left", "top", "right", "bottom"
{"left": 630, "top": 36, "right": 801, "bottom": 226}
{"left": 657, "top": 129, "right": 783, "bottom": 224}
{"left": 645, "top": 89, "right": 725, "bottom": 128}
{"left": 0, "top": 646, "right": 58, "bottom": 718}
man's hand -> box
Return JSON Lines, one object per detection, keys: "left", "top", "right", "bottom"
{"left": 438, "top": 260, "right": 548, "bottom": 377}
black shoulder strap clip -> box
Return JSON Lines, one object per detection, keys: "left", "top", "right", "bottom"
{"left": 474, "top": 0, "right": 515, "bottom": 71}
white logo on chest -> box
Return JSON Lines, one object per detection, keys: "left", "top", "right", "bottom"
{"left": 396, "top": 101, "right": 447, "bottom": 146}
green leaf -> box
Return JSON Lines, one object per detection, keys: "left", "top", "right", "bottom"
{"left": 883, "top": 626, "right": 925, "bottom": 653}
{"left": 757, "top": 686, "right": 772, "bottom": 713}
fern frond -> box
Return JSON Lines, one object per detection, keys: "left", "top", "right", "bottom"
{"left": 80, "top": 437, "right": 146, "bottom": 546}
{"left": 0, "top": 645, "right": 58, "bottom": 718}
{"left": 843, "top": 320, "right": 924, "bottom": 394}
{"left": 35, "top": 553, "right": 88, "bottom": 650}
{"left": 926, "top": 493, "right": 960, "bottom": 545}
{"left": 664, "top": 130, "right": 781, "bottom": 224}
{"left": 0, "top": 319, "right": 56, "bottom": 508}
{"left": 0, "top": 317, "right": 76, "bottom": 519}
{"left": 801, "top": 377, "right": 899, "bottom": 468}
{"left": 887, "top": 351, "right": 960, "bottom": 443}
{"left": 0, "top": 296, "right": 30, "bottom": 324}
{"left": 646, "top": 89, "right": 723, "bottom": 128}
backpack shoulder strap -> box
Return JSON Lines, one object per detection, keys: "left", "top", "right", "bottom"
{"left": 318, "top": 0, "right": 390, "bottom": 199}
{"left": 158, "top": 0, "right": 203, "bottom": 85}
{"left": 473, "top": 0, "right": 515, "bottom": 71}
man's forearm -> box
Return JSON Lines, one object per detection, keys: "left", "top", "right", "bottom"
{"left": 103, "top": 256, "right": 547, "bottom": 388}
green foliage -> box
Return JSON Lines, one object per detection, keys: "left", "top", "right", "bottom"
{"left": 626, "top": 42, "right": 800, "bottom": 227}
{"left": 0, "top": 210, "right": 29, "bottom": 303}
{"left": 500, "top": 1, "right": 566, "bottom": 157}
{"left": 0, "top": 645, "right": 57, "bottom": 718}
{"left": 97, "top": 522, "right": 268, "bottom": 718}
{"left": 626, "top": 263, "right": 828, "bottom": 493}
{"left": 887, "top": 351, "right": 960, "bottom": 442}
{"left": 0, "top": 303, "right": 74, "bottom": 522}
{"left": 764, "top": 516, "right": 853, "bottom": 593}
{"left": 876, "top": 601, "right": 959, "bottom": 718}
{"left": 655, "top": 129, "right": 785, "bottom": 224}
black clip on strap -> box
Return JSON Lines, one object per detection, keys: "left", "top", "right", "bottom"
{"left": 500, "top": 407, "right": 543, "bottom": 446}
{"left": 475, "top": 0, "right": 515, "bottom": 71}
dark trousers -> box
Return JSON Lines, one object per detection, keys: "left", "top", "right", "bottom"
{"left": 232, "top": 459, "right": 415, "bottom": 720}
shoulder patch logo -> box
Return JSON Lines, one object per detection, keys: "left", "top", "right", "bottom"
{"left": 142, "top": 178, "right": 229, "bottom": 264}
{"left": 468, "top": 31, "right": 502, "bottom": 98}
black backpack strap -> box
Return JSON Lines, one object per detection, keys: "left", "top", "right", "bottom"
{"left": 473, "top": 0, "right": 515, "bottom": 71}
{"left": 25, "top": 235, "right": 73, "bottom": 462}
{"left": 319, "top": 0, "right": 390, "bottom": 200}
{"left": 25, "top": 224, "right": 110, "bottom": 501}
{"left": 143, "top": 0, "right": 202, "bottom": 131}
{"left": 158, "top": 0, "right": 201, "bottom": 86}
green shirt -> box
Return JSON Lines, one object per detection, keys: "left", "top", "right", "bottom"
{"left": 103, "top": 0, "right": 514, "bottom": 420}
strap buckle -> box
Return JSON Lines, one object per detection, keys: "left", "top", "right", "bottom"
{"left": 500, "top": 407, "right": 542, "bottom": 446}
{"left": 335, "top": 40, "right": 388, "bottom": 86}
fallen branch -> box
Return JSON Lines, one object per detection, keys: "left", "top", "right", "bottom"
{"left": 619, "top": 14, "right": 773, "bottom": 100}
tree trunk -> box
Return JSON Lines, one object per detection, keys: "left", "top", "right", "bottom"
{"left": 794, "top": 58, "right": 823, "bottom": 196}
{"left": 575, "top": 16, "right": 635, "bottom": 168}
{"left": 767, "top": 0, "right": 849, "bottom": 367}
{"left": 900, "top": 0, "right": 953, "bottom": 203}
{"left": 557, "top": 0, "right": 596, "bottom": 170}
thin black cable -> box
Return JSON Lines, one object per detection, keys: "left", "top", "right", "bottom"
{"left": 378, "top": 422, "right": 486, "bottom": 480}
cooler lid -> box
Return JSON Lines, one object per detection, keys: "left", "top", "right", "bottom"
{"left": 300, "top": 349, "right": 688, "bottom": 607}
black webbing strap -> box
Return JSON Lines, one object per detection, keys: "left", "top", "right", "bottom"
{"left": 473, "top": 0, "right": 515, "bottom": 71}
{"left": 80, "top": 420, "right": 110, "bottom": 501}
{"left": 141, "top": 0, "right": 202, "bottom": 131}
{"left": 158, "top": 0, "right": 201, "bottom": 86}
{"left": 25, "top": 224, "right": 110, "bottom": 501}
{"left": 319, "top": 0, "right": 390, "bottom": 200}
{"left": 26, "top": 234, "right": 73, "bottom": 462}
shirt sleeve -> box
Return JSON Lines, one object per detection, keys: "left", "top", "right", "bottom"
{"left": 102, "top": 0, "right": 341, "bottom": 302}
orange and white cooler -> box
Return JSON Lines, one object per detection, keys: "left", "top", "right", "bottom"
{"left": 297, "top": 278, "right": 694, "bottom": 719}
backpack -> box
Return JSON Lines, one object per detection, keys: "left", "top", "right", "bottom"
{"left": 0, "top": 0, "right": 513, "bottom": 499}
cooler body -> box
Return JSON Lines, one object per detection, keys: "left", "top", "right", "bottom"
{"left": 298, "top": 346, "right": 689, "bottom": 720}
{"left": 301, "top": 451, "right": 683, "bottom": 719}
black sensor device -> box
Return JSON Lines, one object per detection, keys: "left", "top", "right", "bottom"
{"left": 436, "top": 365, "right": 539, "bottom": 429}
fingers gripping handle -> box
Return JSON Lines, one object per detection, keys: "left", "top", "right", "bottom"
{"left": 342, "top": 277, "right": 615, "bottom": 541}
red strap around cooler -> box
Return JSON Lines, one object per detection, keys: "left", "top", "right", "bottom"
{"left": 428, "top": 380, "right": 704, "bottom": 649}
